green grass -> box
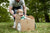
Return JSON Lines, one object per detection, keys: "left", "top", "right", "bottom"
{"left": 0, "top": 22, "right": 50, "bottom": 33}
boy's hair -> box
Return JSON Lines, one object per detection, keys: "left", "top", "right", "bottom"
{"left": 16, "top": 9, "right": 23, "bottom": 14}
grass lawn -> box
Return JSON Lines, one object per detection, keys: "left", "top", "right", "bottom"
{"left": 0, "top": 22, "right": 50, "bottom": 33}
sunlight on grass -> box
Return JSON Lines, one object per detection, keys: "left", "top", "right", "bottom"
{"left": 0, "top": 22, "right": 50, "bottom": 33}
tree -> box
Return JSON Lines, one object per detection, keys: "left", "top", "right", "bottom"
{"left": 25, "top": 0, "right": 50, "bottom": 22}
{"left": 39, "top": 0, "right": 50, "bottom": 22}
{"left": 0, "top": 0, "right": 11, "bottom": 22}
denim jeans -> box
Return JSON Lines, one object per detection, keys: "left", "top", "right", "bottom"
{"left": 12, "top": 6, "right": 23, "bottom": 14}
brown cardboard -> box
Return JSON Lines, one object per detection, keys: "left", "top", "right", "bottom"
{"left": 15, "top": 14, "right": 35, "bottom": 31}
{"left": 20, "top": 19, "right": 35, "bottom": 31}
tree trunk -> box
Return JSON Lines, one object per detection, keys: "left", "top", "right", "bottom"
{"left": 44, "top": 13, "right": 50, "bottom": 22}
{"left": 35, "top": 17, "right": 39, "bottom": 22}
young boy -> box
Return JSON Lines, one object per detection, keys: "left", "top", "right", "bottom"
{"left": 16, "top": 9, "right": 25, "bottom": 20}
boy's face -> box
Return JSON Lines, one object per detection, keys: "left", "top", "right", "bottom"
{"left": 18, "top": 12, "right": 23, "bottom": 17}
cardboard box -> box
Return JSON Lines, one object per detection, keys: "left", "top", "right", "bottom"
{"left": 15, "top": 14, "right": 35, "bottom": 31}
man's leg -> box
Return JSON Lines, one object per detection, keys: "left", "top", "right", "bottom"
{"left": 13, "top": 9, "right": 17, "bottom": 28}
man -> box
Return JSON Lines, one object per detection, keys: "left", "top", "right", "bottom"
{"left": 9, "top": 0, "right": 26, "bottom": 28}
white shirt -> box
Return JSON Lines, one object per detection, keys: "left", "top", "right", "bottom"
{"left": 9, "top": 0, "right": 25, "bottom": 7}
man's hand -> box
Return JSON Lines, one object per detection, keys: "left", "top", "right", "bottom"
{"left": 12, "top": 14, "right": 16, "bottom": 18}
{"left": 23, "top": 5, "right": 27, "bottom": 17}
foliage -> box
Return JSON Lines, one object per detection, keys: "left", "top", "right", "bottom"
{"left": 0, "top": 0, "right": 11, "bottom": 22}
{"left": 25, "top": 0, "right": 50, "bottom": 22}
{"left": 0, "top": 0, "right": 50, "bottom": 22}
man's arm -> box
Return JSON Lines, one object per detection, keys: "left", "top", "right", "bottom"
{"left": 23, "top": 5, "right": 26, "bottom": 17}
{"left": 22, "top": 0, "right": 26, "bottom": 16}
{"left": 9, "top": 6, "right": 14, "bottom": 15}
{"left": 9, "top": 6, "right": 16, "bottom": 17}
